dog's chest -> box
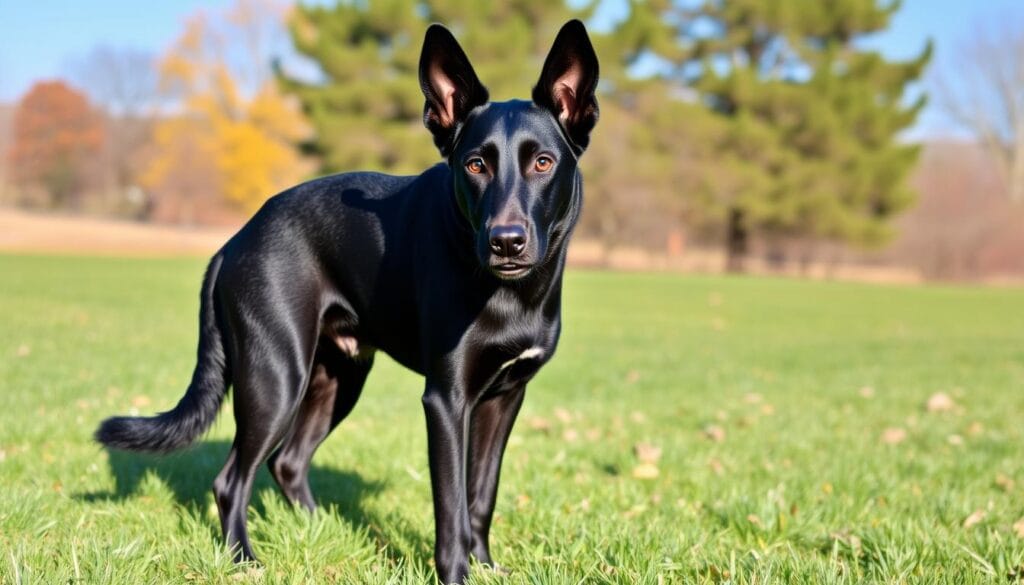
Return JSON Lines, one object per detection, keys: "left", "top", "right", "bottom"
{"left": 473, "top": 334, "right": 555, "bottom": 391}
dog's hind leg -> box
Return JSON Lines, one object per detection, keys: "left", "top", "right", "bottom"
{"left": 212, "top": 309, "right": 318, "bottom": 562}
{"left": 269, "top": 339, "right": 373, "bottom": 511}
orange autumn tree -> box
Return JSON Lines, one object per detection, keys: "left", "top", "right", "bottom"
{"left": 8, "top": 81, "right": 105, "bottom": 208}
{"left": 143, "top": 1, "right": 309, "bottom": 222}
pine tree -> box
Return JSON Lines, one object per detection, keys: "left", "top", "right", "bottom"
{"left": 655, "top": 0, "right": 931, "bottom": 270}
{"left": 279, "top": 1, "right": 588, "bottom": 176}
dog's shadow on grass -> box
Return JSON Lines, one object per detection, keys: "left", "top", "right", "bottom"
{"left": 76, "top": 440, "right": 431, "bottom": 565}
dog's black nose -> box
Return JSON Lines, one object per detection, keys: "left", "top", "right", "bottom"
{"left": 489, "top": 225, "right": 527, "bottom": 258}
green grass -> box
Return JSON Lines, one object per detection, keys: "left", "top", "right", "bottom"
{"left": 2, "top": 254, "right": 1023, "bottom": 584}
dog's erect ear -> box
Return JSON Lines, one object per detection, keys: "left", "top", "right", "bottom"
{"left": 532, "top": 20, "right": 599, "bottom": 154}
{"left": 419, "top": 24, "right": 489, "bottom": 156}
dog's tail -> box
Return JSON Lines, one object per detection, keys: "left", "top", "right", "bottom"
{"left": 95, "top": 254, "right": 230, "bottom": 453}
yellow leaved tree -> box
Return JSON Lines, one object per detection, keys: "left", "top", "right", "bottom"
{"left": 143, "top": 0, "right": 310, "bottom": 222}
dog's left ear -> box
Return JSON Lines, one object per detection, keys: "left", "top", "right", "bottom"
{"left": 532, "top": 20, "right": 600, "bottom": 154}
{"left": 419, "top": 24, "right": 490, "bottom": 156}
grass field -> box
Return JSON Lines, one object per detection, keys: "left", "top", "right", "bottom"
{"left": 1, "top": 254, "right": 1023, "bottom": 584}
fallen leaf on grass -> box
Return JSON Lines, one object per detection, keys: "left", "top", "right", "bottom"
{"left": 881, "top": 427, "right": 907, "bottom": 445}
{"left": 926, "top": 392, "right": 956, "bottom": 413}
{"left": 625, "top": 370, "right": 641, "bottom": 384}
{"left": 1013, "top": 518, "right": 1024, "bottom": 538}
{"left": 633, "top": 442, "right": 662, "bottom": 464}
{"left": 527, "top": 416, "right": 551, "bottom": 432}
{"left": 743, "top": 393, "right": 762, "bottom": 404}
{"left": 131, "top": 395, "right": 151, "bottom": 408}
{"left": 859, "top": 386, "right": 875, "bottom": 399}
{"left": 995, "top": 474, "right": 1015, "bottom": 492}
{"left": 15, "top": 344, "right": 30, "bottom": 357}
{"left": 554, "top": 407, "right": 572, "bottom": 424}
{"left": 562, "top": 428, "right": 579, "bottom": 442}
{"left": 707, "top": 566, "right": 730, "bottom": 581}
{"left": 966, "top": 421, "right": 984, "bottom": 437}
{"left": 947, "top": 434, "right": 964, "bottom": 446}
{"left": 630, "top": 411, "right": 647, "bottom": 423}
{"left": 746, "top": 514, "right": 762, "bottom": 526}
{"left": 703, "top": 425, "right": 726, "bottom": 442}
{"left": 708, "top": 458, "right": 725, "bottom": 475}
{"left": 515, "top": 494, "right": 531, "bottom": 509}
{"left": 963, "top": 509, "right": 986, "bottom": 529}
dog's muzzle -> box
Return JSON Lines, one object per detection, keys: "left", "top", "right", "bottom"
{"left": 487, "top": 224, "right": 532, "bottom": 279}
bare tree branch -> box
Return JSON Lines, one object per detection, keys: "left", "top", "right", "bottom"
{"left": 935, "top": 18, "right": 1024, "bottom": 202}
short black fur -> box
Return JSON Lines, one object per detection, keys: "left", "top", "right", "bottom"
{"left": 95, "top": 19, "right": 599, "bottom": 585}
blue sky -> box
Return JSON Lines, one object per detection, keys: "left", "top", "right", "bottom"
{"left": 1, "top": 0, "right": 1022, "bottom": 137}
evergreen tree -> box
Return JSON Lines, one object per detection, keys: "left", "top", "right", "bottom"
{"left": 279, "top": 1, "right": 588, "bottom": 176}
{"left": 629, "top": 0, "right": 930, "bottom": 269}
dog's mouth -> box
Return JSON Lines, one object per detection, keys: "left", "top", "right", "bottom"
{"left": 490, "top": 262, "right": 532, "bottom": 280}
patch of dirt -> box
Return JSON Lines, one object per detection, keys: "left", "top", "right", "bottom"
{"left": 0, "top": 208, "right": 237, "bottom": 256}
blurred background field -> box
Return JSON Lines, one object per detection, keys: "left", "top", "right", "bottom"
{"left": 2, "top": 255, "right": 1023, "bottom": 583}
{"left": 0, "top": 0, "right": 1022, "bottom": 281}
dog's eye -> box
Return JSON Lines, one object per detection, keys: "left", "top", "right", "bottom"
{"left": 466, "top": 158, "right": 486, "bottom": 174}
{"left": 534, "top": 156, "right": 554, "bottom": 173}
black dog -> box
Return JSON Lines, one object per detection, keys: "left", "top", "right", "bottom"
{"left": 96, "top": 19, "right": 598, "bottom": 584}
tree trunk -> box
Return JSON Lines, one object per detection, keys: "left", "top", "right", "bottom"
{"left": 725, "top": 207, "right": 748, "bottom": 273}
{"left": 764, "top": 233, "right": 786, "bottom": 271}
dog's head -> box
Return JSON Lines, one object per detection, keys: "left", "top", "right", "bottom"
{"left": 419, "top": 20, "right": 599, "bottom": 281}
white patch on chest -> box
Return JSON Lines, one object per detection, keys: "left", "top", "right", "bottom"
{"left": 499, "top": 346, "right": 544, "bottom": 371}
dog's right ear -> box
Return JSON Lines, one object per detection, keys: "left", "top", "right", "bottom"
{"left": 419, "top": 24, "right": 489, "bottom": 156}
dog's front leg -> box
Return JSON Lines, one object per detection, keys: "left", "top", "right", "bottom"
{"left": 422, "top": 384, "right": 472, "bottom": 584}
{"left": 467, "top": 385, "right": 525, "bottom": 568}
